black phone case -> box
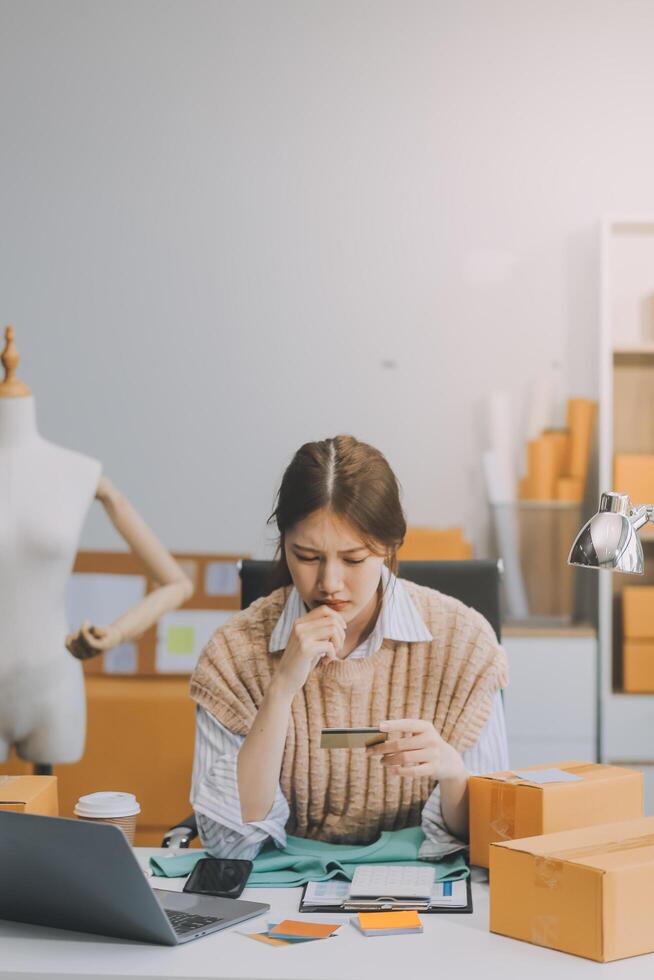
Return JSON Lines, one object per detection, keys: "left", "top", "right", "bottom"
{"left": 183, "top": 857, "right": 253, "bottom": 899}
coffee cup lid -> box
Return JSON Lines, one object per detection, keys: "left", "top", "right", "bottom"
{"left": 74, "top": 791, "right": 140, "bottom": 818}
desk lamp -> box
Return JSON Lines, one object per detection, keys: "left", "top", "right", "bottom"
{"left": 568, "top": 492, "right": 648, "bottom": 574}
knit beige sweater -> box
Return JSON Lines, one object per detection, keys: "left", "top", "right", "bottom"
{"left": 190, "top": 581, "right": 508, "bottom": 845}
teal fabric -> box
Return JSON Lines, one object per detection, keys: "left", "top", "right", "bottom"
{"left": 149, "top": 826, "right": 469, "bottom": 887}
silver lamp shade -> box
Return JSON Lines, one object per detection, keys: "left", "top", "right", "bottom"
{"left": 568, "top": 492, "right": 644, "bottom": 574}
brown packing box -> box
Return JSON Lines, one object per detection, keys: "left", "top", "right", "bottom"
{"left": 623, "top": 640, "right": 654, "bottom": 692}
{"left": 614, "top": 454, "right": 654, "bottom": 506}
{"left": 0, "top": 775, "right": 58, "bottom": 815}
{"left": 623, "top": 586, "right": 654, "bottom": 639}
{"left": 490, "top": 817, "right": 654, "bottom": 962}
{"left": 469, "top": 761, "right": 643, "bottom": 868}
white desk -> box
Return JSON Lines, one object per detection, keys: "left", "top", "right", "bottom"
{"left": 1, "top": 848, "right": 653, "bottom": 979}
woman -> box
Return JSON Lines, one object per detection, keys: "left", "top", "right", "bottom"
{"left": 190, "top": 435, "right": 509, "bottom": 860}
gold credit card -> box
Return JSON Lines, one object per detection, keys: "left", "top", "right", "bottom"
{"left": 320, "top": 727, "right": 388, "bottom": 749}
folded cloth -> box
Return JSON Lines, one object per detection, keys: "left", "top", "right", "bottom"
{"left": 149, "top": 825, "right": 469, "bottom": 886}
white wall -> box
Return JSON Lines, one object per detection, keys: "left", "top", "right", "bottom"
{"left": 1, "top": 0, "right": 653, "bottom": 557}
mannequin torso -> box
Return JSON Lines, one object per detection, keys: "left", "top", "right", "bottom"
{"left": 0, "top": 396, "right": 101, "bottom": 762}
{"left": 0, "top": 327, "right": 193, "bottom": 766}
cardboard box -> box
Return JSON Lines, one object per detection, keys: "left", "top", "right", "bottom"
{"left": 0, "top": 775, "right": 58, "bottom": 815}
{"left": 623, "top": 586, "right": 654, "bottom": 639}
{"left": 469, "top": 761, "right": 643, "bottom": 868}
{"left": 623, "top": 640, "right": 654, "bottom": 692}
{"left": 397, "top": 526, "right": 472, "bottom": 560}
{"left": 490, "top": 817, "right": 654, "bottom": 962}
{"left": 614, "top": 454, "right": 654, "bottom": 506}
{"left": 56, "top": 677, "right": 195, "bottom": 846}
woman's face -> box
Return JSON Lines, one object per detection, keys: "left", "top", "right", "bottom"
{"left": 284, "top": 508, "right": 385, "bottom": 624}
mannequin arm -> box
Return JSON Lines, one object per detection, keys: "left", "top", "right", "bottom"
{"left": 66, "top": 477, "right": 194, "bottom": 660}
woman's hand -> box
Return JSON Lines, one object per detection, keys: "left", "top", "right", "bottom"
{"left": 366, "top": 718, "right": 468, "bottom": 782}
{"left": 273, "top": 606, "right": 347, "bottom": 698}
{"left": 65, "top": 622, "right": 124, "bottom": 660}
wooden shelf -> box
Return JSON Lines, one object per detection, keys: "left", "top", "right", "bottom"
{"left": 613, "top": 346, "right": 654, "bottom": 357}
{"left": 503, "top": 622, "right": 596, "bottom": 639}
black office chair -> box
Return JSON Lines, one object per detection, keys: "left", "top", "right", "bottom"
{"left": 162, "top": 558, "right": 502, "bottom": 847}
{"left": 239, "top": 558, "right": 501, "bottom": 640}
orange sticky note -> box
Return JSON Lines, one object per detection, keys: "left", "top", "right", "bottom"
{"left": 357, "top": 910, "right": 423, "bottom": 935}
{"left": 269, "top": 919, "right": 340, "bottom": 940}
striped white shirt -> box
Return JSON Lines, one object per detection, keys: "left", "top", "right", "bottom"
{"left": 191, "top": 568, "right": 509, "bottom": 860}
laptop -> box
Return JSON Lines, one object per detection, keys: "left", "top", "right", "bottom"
{"left": 0, "top": 810, "right": 269, "bottom": 945}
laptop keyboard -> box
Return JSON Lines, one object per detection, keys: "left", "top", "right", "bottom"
{"left": 165, "top": 909, "right": 222, "bottom": 935}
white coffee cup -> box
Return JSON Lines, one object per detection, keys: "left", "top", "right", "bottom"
{"left": 73, "top": 792, "right": 141, "bottom": 844}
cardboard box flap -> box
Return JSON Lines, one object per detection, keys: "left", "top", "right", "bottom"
{"left": 493, "top": 816, "right": 654, "bottom": 864}
{"left": 0, "top": 775, "right": 52, "bottom": 804}
{"left": 478, "top": 761, "right": 637, "bottom": 789}
{"left": 0, "top": 776, "right": 57, "bottom": 804}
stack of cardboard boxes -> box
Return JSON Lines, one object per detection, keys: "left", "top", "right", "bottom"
{"left": 469, "top": 760, "right": 654, "bottom": 962}
{"left": 622, "top": 586, "right": 654, "bottom": 693}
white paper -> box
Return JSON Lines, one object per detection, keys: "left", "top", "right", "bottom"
{"left": 304, "top": 879, "right": 351, "bottom": 905}
{"left": 205, "top": 561, "right": 240, "bottom": 597}
{"left": 512, "top": 768, "right": 582, "bottom": 784}
{"left": 66, "top": 573, "right": 147, "bottom": 634}
{"left": 431, "top": 879, "right": 468, "bottom": 906}
{"left": 155, "top": 609, "right": 234, "bottom": 673}
{"left": 351, "top": 864, "right": 435, "bottom": 899}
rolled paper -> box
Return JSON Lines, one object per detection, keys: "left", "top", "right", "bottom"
{"left": 483, "top": 451, "right": 529, "bottom": 619}
{"left": 483, "top": 450, "right": 505, "bottom": 505}
{"left": 527, "top": 437, "right": 558, "bottom": 500}
{"left": 494, "top": 505, "right": 530, "bottom": 620}
{"left": 567, "top": 399, "right": 596, "bottom": 482}
{"left": 542, "top": 429, "right": 570, "bottom": 481}
{"left": 556, "top": 476, "right": 583, "bottom": 502}
{"left": 518, "top": 475, "right": 532, "bottom": 500}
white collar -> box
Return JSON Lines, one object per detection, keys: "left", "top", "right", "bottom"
{"left": 268, "top": 564, "right": 433, "bottom": 657}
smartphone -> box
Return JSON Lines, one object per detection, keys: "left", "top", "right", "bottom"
{"left": 320, "top": 727, "right": 388, "bottom": 749}
{"left": 183, "top": 857, "right": 253, "bottom": 899}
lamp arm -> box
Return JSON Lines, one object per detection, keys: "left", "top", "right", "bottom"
{"left": 629, "top": 505, "right": 654, "bottom": 531}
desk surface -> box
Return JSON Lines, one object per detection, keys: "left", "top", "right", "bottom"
{"left": 1, "top": 848, "right": 653, "bottom": 980}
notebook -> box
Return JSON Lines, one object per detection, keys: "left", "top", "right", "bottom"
{"left": 350, "top": 864, "right": 435, "bottom": 902}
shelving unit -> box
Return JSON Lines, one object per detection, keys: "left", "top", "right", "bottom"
{"left": 599, "top": 218, "right": 654, "bottom": 804}
{"left": 503, "top": 625, "right": 598, "bottom": 767}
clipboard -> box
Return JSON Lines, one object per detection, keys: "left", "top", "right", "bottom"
{"left": 298, "top": 875, "right": 472, "bottom": 914}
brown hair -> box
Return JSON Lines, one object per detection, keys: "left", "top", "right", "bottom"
{"left": 267, "top": 435, "right": 406, "bottom": 589}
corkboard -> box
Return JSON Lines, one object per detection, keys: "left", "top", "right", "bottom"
{"left": 71, "top": 551, "right": 247, "bottom": 676}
